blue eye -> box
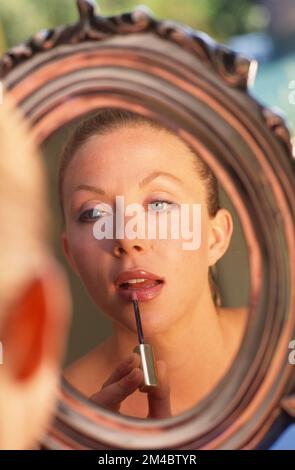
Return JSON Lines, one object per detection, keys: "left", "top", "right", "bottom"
{"left": 78, "top": 208, "right": 107, "bottom": 223}
{"left": 148, "top": 200, "right": 174, "bottom": 213}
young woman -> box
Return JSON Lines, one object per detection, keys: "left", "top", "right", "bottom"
{"left": 59, "top": 109, "right": 248, "bottom": 419}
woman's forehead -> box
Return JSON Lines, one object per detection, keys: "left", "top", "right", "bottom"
{"left": 62, "top": 123, "right": 208, "bottom": 206}
{"left": 71, "top": 124, "right": 197, "bottom": 175}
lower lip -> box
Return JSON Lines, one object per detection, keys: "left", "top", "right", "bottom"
{"left": 115, "top": 281, "right": 165, "bottom": 302}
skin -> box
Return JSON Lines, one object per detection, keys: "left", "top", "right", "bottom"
{"left": 61, "top": 123, "right": 248, "bottom": 418}
{"left": 0, "top": 95, "right": 71, "bottom": 449}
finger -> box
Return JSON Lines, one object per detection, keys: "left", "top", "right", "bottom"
{"left": 147, "top": 360, "right": 172, "bottom": 419}
{"left": 90, "top": 367, "right": 144, "bottom": 411}
{"left": 101, "top": 352, "right": 141, "bottom": 389}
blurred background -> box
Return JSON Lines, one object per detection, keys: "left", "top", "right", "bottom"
{"left": 0, "top": 0, "right": 294, "bottom": 449}
{"left": 0, "top": 0, "right": 294, "bottom": 136}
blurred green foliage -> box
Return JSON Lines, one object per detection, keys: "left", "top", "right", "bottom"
{"left": 252, "top": 55, "right": 295, "bottom": 138}
{"left": 0, "top": 0, "right": 292, "bottom": 136}
{"left": 0, "top": 0, "right": 77, "bottom": 53}
{"left": 0, "top": 0, "right": 260, "bottom": 54}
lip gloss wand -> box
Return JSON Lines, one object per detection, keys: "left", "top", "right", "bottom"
{"left": 131, "top": 291, "right": 158, "bottom": 389}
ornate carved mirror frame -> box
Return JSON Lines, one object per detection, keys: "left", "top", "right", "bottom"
{"left": 1, "top": 0, "right": 294, "bottom": 450}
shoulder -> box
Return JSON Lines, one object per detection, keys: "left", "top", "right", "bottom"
{"left": 63, "top": 342, "right": 110, "bottom": 397}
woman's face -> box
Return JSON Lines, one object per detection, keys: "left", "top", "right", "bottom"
{"left": 61, "top": 124, "right": 217, "bottom": 337}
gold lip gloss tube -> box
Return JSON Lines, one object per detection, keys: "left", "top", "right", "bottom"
{"left": 131, "top": 292, "right": 158, "bottom": 388}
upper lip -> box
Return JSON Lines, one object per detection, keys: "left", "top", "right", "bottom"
{"left": 114, "top": 269, "right": 165, "bottom": 288}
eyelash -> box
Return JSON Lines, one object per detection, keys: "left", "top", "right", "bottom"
{"left": 77, "top": 199, "right": 175, "bottom": 223}
{"left": 148, "top": 199, "right": 174, "bottom": 213}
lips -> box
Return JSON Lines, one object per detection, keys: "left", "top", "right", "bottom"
{"left": 114, "top": 269, "right": 165, "bottom": 302}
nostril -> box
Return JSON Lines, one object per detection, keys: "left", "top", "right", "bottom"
{"left": 135, "top": 246, "right": 143, "bottom": 252}
{"left": 114, "top": 246, "right": 125, "bottom": 256}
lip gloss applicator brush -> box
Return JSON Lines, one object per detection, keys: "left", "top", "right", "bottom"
{"left": 131, "top": 291, "right": 158, "bottom": 388}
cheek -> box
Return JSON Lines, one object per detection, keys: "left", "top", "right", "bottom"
{"left": 69, "top": 233, "right": 112, "bottom": 308}
{"left": 171, "top": 243, "right": 208, "bottom": 289}
{"left": 156, "top": 237, "right": 207, "bottom": 290}
{"left": 67, "top": 227, "right": 106, "bottom": 281}
{"left": 161, "top": 208, "right": 209, "bottom": 290}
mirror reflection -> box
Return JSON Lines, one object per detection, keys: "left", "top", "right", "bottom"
{"left": 42, "top": 109, "right": 249, "bottom": 419}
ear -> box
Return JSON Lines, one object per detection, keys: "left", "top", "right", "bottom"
{"left": 2, "top": 260, "right": 71, "bottom": 382}
{"left": 207, "top": 208, "right": 233, "bottom": 267}
{"left": 61, "top": 231, "right": 79, "bottom": 277}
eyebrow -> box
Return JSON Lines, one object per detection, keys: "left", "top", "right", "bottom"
{"left": 73, "top": 171, "right": 182, "bottom": 195}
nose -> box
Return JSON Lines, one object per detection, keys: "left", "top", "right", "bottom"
{"left": 112, "top": 207, "right": 154, "bottom": 257}
{"left": 113, "top": 236, "right": 150, "bottom": 257}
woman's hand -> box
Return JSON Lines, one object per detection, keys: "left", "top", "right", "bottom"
{"left": 89, "top": 352, "right": 171, "bottom": 418}
{"left": 145, "top": 360, "right": 172, "bottom": 419}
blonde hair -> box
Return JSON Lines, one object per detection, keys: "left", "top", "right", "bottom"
{"left": 0, "top": 93, "right": 52, "bottom": 330}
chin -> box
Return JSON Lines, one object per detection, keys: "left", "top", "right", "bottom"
{"left": 139, "top": 317, "right": 172, "bottom": 338}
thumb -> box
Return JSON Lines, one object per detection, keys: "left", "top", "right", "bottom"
{"left": 147, "top": 360, "right": 172, "bottom": 419}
